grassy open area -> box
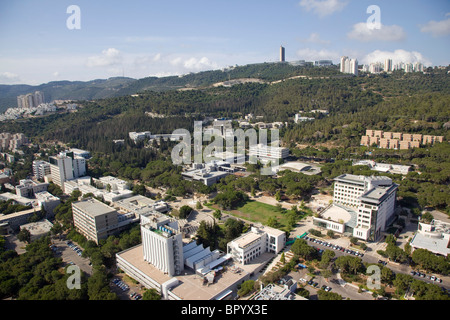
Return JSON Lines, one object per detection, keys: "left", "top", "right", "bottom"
{"left": 230, "top": 200, "right": 289, "bottom": 228}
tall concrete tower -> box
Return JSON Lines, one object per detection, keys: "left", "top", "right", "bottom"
{"left": 280, "top": 45, "right": 285, "bottom": 62}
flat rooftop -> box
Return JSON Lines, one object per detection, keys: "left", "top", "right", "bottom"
{"left": 73, "top": 198, "right": 117, "bottom": 217}
{"left": 410, "top": 233, "right": 450, "bottom": 257}
{"left": 117, "top": 245, "right": 274, "bottom": 300}
{"left": 234, "top": 232, "right": 262, "bottom": 249}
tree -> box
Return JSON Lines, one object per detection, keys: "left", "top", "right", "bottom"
{"left": 17, "top": 228, "right": 31, "bottom": 243}
{"left": 142, "top": 288, "right": 161, "bottom": 300}
{"left": 179, "top": 205, "right": 193, "bottom": 219}
{"left": 317, "top": 290, "right": 342, "bottom": 300}
{"left": 280, "top": 252, "right": 286, "bottom": 264}
{"left": 327, "top": 230, "right": 335, "bottom": 239}
{"left": 291, "top": 239, "right": 317, "bottom": 260}
{"left": 238, "top": 280, "right": 255, "bottom": 297}
{"left": 213, "top": 209, "right": 222, "bottom": 221}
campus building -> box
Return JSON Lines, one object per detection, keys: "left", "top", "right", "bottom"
{"left": 314, "top": 174, "right": 398, "bottom": 241}
{"left": 181, "top": 161, "right": 234, "bottom": 186}
{"left": 227, "top": 225, "right": 286, "bottom": 265}
{"left": 248, "top": 143, "right": 289, "bottom": 164}
{"left": 72, "top": 198, "right": 120, "bottom": 244}
{"left": 410, "top": 219, "right": 450, "bottom": 257}
{"left": 32, "top": 160, "right": 51, "bottom": 181}
{"left": 49, "top": 151, "right": 87, "bottom": 189}
{"left": 140, "top": 212, "right": 184, "bottom": 277}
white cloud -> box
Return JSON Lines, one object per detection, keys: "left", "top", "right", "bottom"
{"left": 183, "top": 57, "right": 218, "bottom": 70}
{"left": 362, "top": 49, "right": 432, "bottom": 66}
{"left": 0, "top": 72, "right": 20, "bottom": 84}
{"left": 348, "top": 22, "right": 406, "bottom": 42}
{"left": 300, "top": 33, "right": 331, "bottom": 45}
{"left": 420, "top": 14, "right": 450, "bottom": 37}
{"left": 297, "top": 48, "right": 339, "bottom": 62}
{"left": 86, "top": 48, "right": 123, "bottom": 68}
{"left": 299, "top": 0, "right": 348, "bottom": 17}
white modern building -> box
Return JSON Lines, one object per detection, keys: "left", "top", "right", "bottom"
{"left": 331, "top": 174, "right": 398, "bottom": 241}
{"left": 410, "top": 219, "right": 450, "bottom": 257}
{"left": 15, "top": 179, "right": 49, "bottom": 198}
{"left": 227, "top": 225, "right": 286, "bottom": 265}
{"left": 340, "top": 56, "right": 358, "bottom": 76}
{"left": 140, "top": 211, "right": 184, "bottom": 276}
{"left": 32, "top": 160, "right": 51, "bottom": 181}
{"left": 49, "top": 151, "right": 86, "bottom": 189}
{"left": 248, "top": 143, "right": 289, "bottom": 164}
{"left": 181, "top": 161, "right": 234, "bottom": 186}
{"left": 35, "top": 191, "right": 60, "bottom": 217}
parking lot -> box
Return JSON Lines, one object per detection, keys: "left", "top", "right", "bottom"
{"left": 110, "top": 274, "right": 146, "bottom": 300}
{"left": 51, "top": 239, "right": 93, "bottom": 276}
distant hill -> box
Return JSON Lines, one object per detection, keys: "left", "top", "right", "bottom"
{"left": 0, "top": 77, "right": 137, "bottom": 112}
{"left": 0, "top": 62, "right": 340, "bottom": 112}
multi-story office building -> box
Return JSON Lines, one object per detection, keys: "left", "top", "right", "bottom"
{"left": 15, "top": 179, "right": 49, "bottom": 198}
{"left": 248, "top": 143, "right": 289, "bottom": 164}
{"left": 49, "top": 151, "right": 87, "bottom": 189}
{"left": 140, "top": 211, "right": 184, "bottom": 276}
{"left": 33, "top": 160, "right": 51, "bottom": 181}
{"left": 72, "top": 198, "right": 119, "bottom": 244}
{"left": 333, "top": 174, "right": 398, "bottom": 241}
{"left": 227, "top": 225, "right": 286, "bottom": 265}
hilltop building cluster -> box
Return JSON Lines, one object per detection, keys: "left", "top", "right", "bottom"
{"left": 360, "top": 130, "right": 444, "bottom": 150}
{"left": 17, "top": 91, "right": 45, "bottom": 109}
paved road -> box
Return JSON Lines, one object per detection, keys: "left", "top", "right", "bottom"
{"left": 303, "top": 236, "right": 450, "bottom": 290}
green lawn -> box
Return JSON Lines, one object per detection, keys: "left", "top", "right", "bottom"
{"left": 230, "top": 200, "right": 289, "bottom": 228}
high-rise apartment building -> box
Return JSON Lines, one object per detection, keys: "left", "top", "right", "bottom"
{"left": 340, "top": 56, "right": 358, "bottom": 75}
{"left": 16, "top": 91, "right": 45, "bottom": 108}
{"left": 384, "top": 59, "right": 393, "bottom": 72}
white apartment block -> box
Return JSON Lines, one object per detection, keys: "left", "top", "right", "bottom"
{"left": 140, "top": 212, "right": 184, "bottom": 276}
{"left": 227, "top": 225, "right": 286, "bottom": 265}
{"left": 33, "top": 160, "right": 51, "bottom": 180}
{"left": 333, "top": 174, "right": 398, "bottom": 241}
{"left": 340, "top": 56, "right": 358, "bottom": 76}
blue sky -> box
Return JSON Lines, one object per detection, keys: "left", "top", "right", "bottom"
{"left": 0, "top": 0, "right": 449, "bottom": 84}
